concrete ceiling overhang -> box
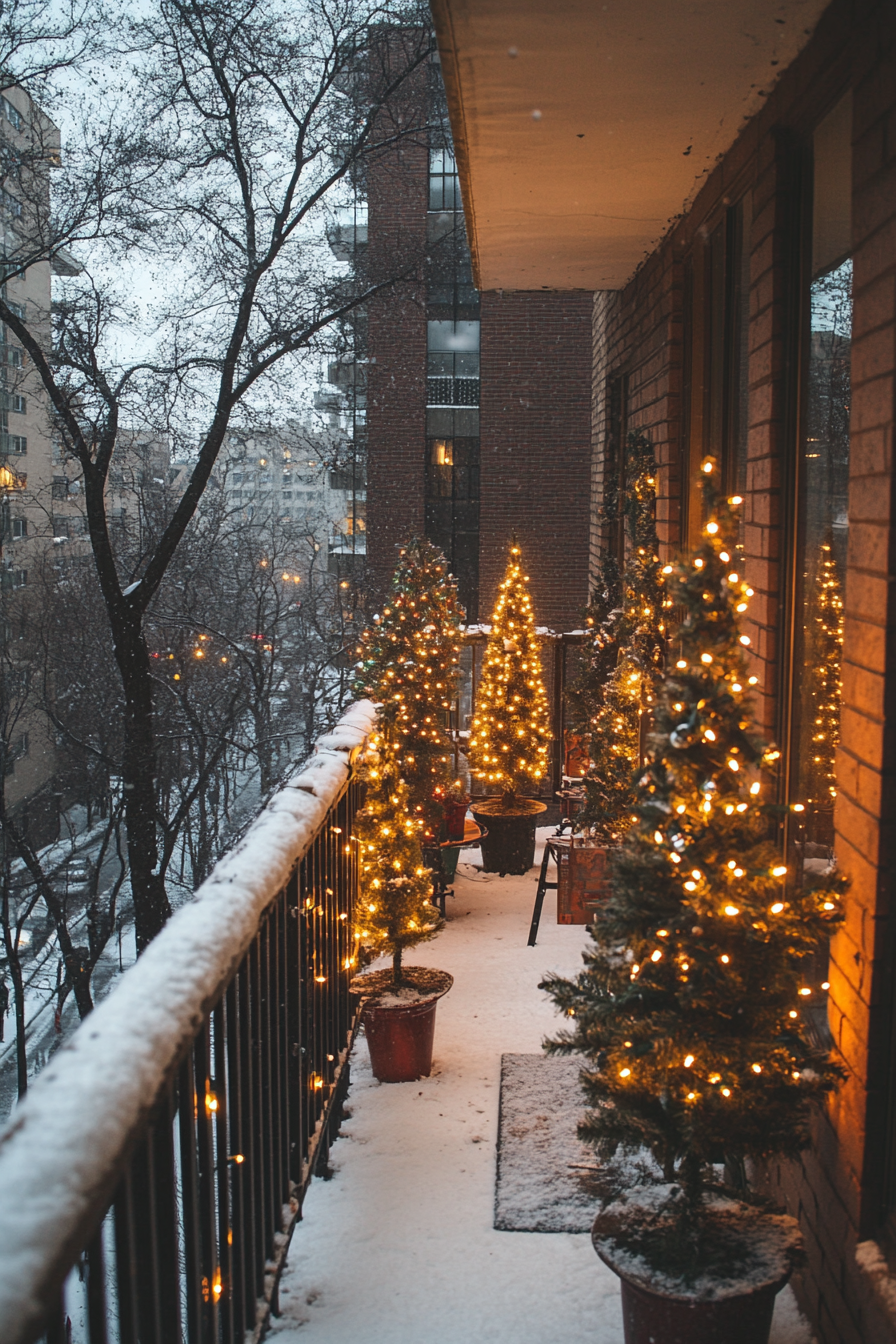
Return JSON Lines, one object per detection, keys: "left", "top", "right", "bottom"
{"left": 431, "top": 0, "right": 831, "bottom": 291}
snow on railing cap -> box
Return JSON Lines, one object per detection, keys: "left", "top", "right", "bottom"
{"left": 0, "top": 699, "right": 376, "bottom": 1344}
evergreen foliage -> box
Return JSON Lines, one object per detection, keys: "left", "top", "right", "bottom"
{"left": 542, "top": 462, "right": 845, "bottom": 1207}
{"left": 571, "top": 433, "right": 667, "bottom": 841}
{"left": 355, "top": 537, "right": 464, "bottom": 837}
{"left": 354, "top": 743, "right": 441, "bottom": 984}
{"left": 565, "top": 449, "right": 623, "bottom": 737}
{"left": 468, "top": 539, "right": 551, "bottom": 805}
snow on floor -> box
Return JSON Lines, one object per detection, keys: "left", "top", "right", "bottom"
{"left": 271, "top": 830, "right": 815, "bottom": 1344}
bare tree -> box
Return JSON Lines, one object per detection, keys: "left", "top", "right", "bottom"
{"left": 0, "top": 0, "right": 433, "bottom": 949}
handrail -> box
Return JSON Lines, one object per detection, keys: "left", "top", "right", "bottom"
{"left": 0, "top": 699, "right": 376, "bottom": 1344}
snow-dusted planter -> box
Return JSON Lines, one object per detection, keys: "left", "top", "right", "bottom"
{"left": 352, "top": 967, "right": 453, "bottom": 1082}
{"left": 591, "top": 1186, "right": 800, "bottom": 1344}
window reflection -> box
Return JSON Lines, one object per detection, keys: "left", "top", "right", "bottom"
{"left": 791, "top": 257, "right": 851, "bottom": 868}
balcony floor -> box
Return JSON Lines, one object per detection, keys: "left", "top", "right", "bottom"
{"left": 271, "top": 831, "right": 814, "bottom": 1344}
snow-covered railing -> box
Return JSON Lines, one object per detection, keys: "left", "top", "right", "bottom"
{"left": 0, "top": 700, "right": 377, "bottom": 1344}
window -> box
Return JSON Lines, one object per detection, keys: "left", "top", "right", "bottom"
{"left": 10, "top": 395, "right": 24, "bottom": 414}
{"left": 425, "top": 436, "right": 480, "bottom": 619}
{"left": 1, "top": 96, "right": 22, "bottom": 131}
{"left": 681, "top": 196, "right": 751, "bottom": 549}
{"left": 52, "top": 476, "right": 68, "bottom": 500}
{"left": 788, "top": 93, "right": 852, "bottom": 871}
{"left": 329, "top": 467, "right": 365, "bottom": 491}
{"left": 429, "top": 147, "right": 460, "bottom": 211}
{"left": 427, "top": 320, "right": 480, "bottom": 407}
{"left": 2, "top": 567, "right": 27, "bottom": 589}
{"left": 1, "top": 433, "right": 25, "bottom": 454}
{"left": 10, "top": 516, "right": 26, "bottom": 539}
{"left": 6, "top": 346, "right": 22, "bottom": 368}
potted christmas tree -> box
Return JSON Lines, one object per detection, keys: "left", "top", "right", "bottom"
{"left": 468, "top": 539, "right": 551, "bottom": 873}
{"left": 556, "top": 436, "right": 666, "bottom": 926}
{"left": 541, "top": 463, "right": 845, "bottom": 1344}
{"left": 351, "top": 743, "right": 453, "bottom": 1083}
{"left": 350, "top": 537, "right": 461, "bottom": 1082}
{"left": 354, "top": 536, "right": 464, "bottom": 839}
{"left": 570, "top": 432, "right": 667, "bottom": 845}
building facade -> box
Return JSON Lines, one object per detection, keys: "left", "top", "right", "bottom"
{"left": 0, "top": 86, "right": 65, "bottom": 842}
{"left": 433, "top": 0, "right": 896, "bottom": 1339}
{"left": 361, "top": 54, "right": 593, "bottom": 630}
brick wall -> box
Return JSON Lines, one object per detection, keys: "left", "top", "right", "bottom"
{"left": 366, "top": 194, "right": 594, "bottom": 626}
{"left": 589, "top": 290, "right": 618, "bottom": 581}
{"left": 479, "top": 290, "right": 594, "bottom": 631}
{"left": 587, "top": 0, "right": 896, "bottom": 1338}
{"left": 365, "top": 134, "right": 429, "bottom": 600}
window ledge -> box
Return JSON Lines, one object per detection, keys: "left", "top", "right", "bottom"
{"left": 855, "top": 1240, "right": 896, "bottom": 1327}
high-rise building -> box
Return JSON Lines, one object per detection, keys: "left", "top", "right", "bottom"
{"left": 333, "top": 49, "right": 593, "bottom": 630}
{"left": 0, "top": 86, "right": 70, "bottom": 841}
{"left": 217, "top": 424, "right": 364, "bottom": 566}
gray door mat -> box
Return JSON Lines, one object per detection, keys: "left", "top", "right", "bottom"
{"left": 495, "top": 1052, "right": 655, "bottom": 1233}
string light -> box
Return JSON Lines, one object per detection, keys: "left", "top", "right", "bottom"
{"left": 541, "top": 462, "right": 844, "bottom": 1201}
{"left": 469, "top": 538, "right": 551, "bottom": 805}
{"left": 353, "top": 539, "right": 462, "bottom": 983}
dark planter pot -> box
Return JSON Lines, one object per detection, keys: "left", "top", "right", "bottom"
{"left": 471, "top": 799, "right": 547, "bottom": 875}
{"left": 441, "top": 844, "right": 461, "bottom": 881}
{"left": 353, "top": 968, "right": 453, "bottom": 1084}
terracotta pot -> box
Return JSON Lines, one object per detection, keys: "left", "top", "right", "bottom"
{"left": 353, "top": 968, "right": 453, "bottom": 1084}
{"left": 444, "top": 800, "right": 468, "bottom": 841}
{"left": 593, "top": 1200, "right": 795, "bottom": 1344}
{"left": 605, "top": 1261, "right": 788, "bottom": 1344}
{"left": 471, "top": 799, "right": 547, "bottom": 874}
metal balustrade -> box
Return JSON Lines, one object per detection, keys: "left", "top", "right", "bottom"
{"left": 0, "top": 701, "right": 376, "bottom": 1344}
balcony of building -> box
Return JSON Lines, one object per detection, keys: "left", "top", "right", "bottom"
{"left": 0, "top": 699, "right": 814, "bottom": 1344}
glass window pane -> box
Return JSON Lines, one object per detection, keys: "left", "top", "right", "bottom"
{"left": 790, "top": 257, "right": 852, "bottom": 860}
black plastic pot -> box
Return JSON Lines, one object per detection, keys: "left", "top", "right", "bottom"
{"left": 470, "top": 800, "right": 547, "bottom": 875}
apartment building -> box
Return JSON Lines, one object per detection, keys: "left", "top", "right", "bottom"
{"left": 0, "top": 85, "right": 67, "bottom": 841}
{"left": 217, "top": 425, "right": 364, "bottom": 572}
{"left": 355, "top": 52, "right": 593, "bottom": 630}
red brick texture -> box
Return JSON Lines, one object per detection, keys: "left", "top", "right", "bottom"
{"left": 478, "top": 290, "right": 594, "bottom": 631}
{"left": 365, "top": 122, "right": 594, "bottom": 629}
{"left": 365, "top": 136, "right": 429, "bottom": 599}
{"left": 587, "top": 0, "right": 896, "bottom": 1339}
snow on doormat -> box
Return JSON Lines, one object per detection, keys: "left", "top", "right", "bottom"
{"left": 495, "top": 1053, "right": 655, "bottom": 1233}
